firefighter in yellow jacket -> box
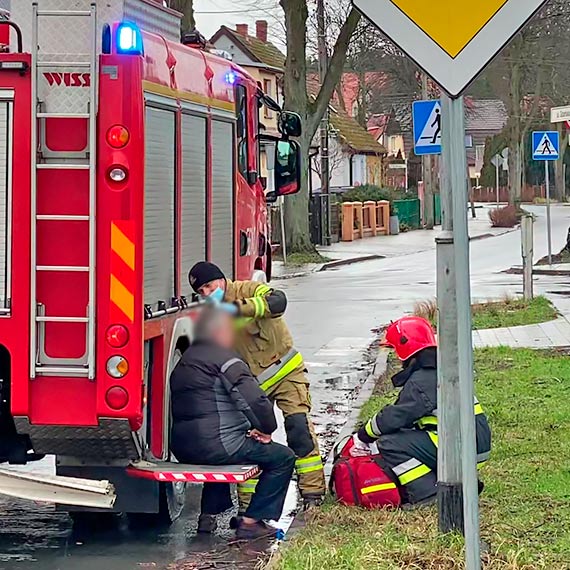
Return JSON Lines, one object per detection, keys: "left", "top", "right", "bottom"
{"left": 189, "top": 262, "right": 325, "bottom": 509}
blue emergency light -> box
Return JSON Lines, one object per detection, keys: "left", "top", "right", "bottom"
{"left": 116, "top": 22, "right": 144, "bottom": 55}
{"left": 225, "top": 71, "right": 237, "bottom": 85}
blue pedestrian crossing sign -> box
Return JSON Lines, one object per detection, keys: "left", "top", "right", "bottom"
{"left": 532, "top": 131, "right": 559, "bottom": 161}
{"left": 413, "top": 100, "right": 442, "bottom": 156}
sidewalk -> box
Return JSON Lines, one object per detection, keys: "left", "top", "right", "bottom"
{"left": 316, "top": 204, "right": 515, "bottom": 263}
{"left": 473, "top": 296, "right": 570, "bottom": 349}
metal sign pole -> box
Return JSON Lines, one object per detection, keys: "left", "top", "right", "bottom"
{"left": 495, "top": 159, "right": 501, "bottom": 208}
{"left": 443, "top": 93, "right": 481, "bottom": 570}
{"left": 545, "top": 161, "right": 552, "bottom": 265}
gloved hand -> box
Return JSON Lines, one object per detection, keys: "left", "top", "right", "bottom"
{"left": 219, "top": 302, "right": 238, "bottom": 315}
{"left": 349, "top": 433, "right": 371, "bottom": 457}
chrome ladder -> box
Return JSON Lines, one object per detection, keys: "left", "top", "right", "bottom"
{"left": 30, "top": 3, "right": 98, "bottom": 379}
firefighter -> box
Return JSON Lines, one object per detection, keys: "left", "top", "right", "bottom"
{"left": 170, "top": 307, "right": 295, "bottom": 539}
{"left": 188, "top": 262, "right": 326, "bottom": 510}
{"left": 351, "top": 316, "right": 491, "bottom": 505}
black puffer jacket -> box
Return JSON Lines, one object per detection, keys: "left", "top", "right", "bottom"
{"left": 358, "top": 348, "right": 491, "bottom": 456}
{"left": 170, "top": 340, "right": 277, "bottom": 463}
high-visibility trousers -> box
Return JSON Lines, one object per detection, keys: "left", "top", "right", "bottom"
{"left": 378, "top": 429, "right": 489, "bottom": 504}
{"left": 238, "top": 367, "right": 325, "bottom": 508}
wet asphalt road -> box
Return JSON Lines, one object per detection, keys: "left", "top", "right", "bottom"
{"left": 1, "top": 204, "right": 569, "bottom": 569}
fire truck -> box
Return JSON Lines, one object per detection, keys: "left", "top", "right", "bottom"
{"left": 0, "top": 0, "right": 301, "bottom": 521}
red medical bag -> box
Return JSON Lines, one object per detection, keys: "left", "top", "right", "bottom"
{"left": 330, "top": 437, "right": 401, "bottom": 509}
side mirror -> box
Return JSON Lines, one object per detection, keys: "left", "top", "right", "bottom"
{"left": 275, "top": 140, "right": 301, "bottom": 197}
{"left": 278, "top": 111, "right": 302, "bottom": 138}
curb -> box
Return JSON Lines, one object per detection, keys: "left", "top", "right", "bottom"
{"left": 318, "top": 254, "right": 385, "bottom": 272}
{"left": 469, "top": 226, "right": 519, "bottom": 242}
{"left": 324, "top": 349, "right": 388, "bottom": 473}
{"left": 506, "top": 266, "right": 570, "bottom": 277}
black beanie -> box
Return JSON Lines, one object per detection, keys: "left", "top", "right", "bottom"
{"left": 188, "top": 262, "right": 226, "bottom": 292}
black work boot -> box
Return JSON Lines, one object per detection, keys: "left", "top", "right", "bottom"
{"left": 197, "top": 514, "right": 217, "bottom": 534}
{"left": 302, "top": 494, "right": 324, "bottom": 511}
{"left": 235, "top": 519, "right": 276, "bottom": 540}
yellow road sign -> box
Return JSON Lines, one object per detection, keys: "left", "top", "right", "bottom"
{"left": 353, "top": 0, "right": 549, "bottom": 96}
{"left": 390, "top": 0, "right": 509, "bottom": 58}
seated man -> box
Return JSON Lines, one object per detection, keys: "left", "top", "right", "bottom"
{"left": 170, "top": 307, "right": 295, "bottom": 539}
{"left": 351, "top": 316, "right": 491, "bottom": 506}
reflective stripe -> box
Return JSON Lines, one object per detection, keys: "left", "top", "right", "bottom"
{"left": 474, "top": 403, "right": 484, "bottom": 415}
{"left": 392, "top": 457, "right": 422, "bottom": 476}
{"left": 295, "top": 456, "right": 323, "bottom": 474}
{"left": 220, "top": 357, "right": 242, "bottom": 374}
{"left": 252, "top": 295, "right": 266, "bottom": 318}
{"left": 238, "top": 478, "right": 259, "bottom": 493}
{"left": 365, "top": 420, "right": 377, "bottom": 439}
{"left": 254, "top": 284, "right": 271, "bottom": 297}
{"left": 477, "top": 451, "right": 490, "bottom": 463}
{"left": 360, "top": 482, "right": 397, "bottom": 494}
{"left": 417, "top": 402, "right": 484, "bottom": 430}
{"left": 257, "top": 349, "right": 303, "bottom": 392}
{"left": 427, "top": 431, "right": 438, "bottom": 446}
{"left": 398, "top": 463, "right": 432, "bottom": 486}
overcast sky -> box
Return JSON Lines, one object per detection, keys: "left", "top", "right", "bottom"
{"left": 193, "top": 0, "right": 284, "bottom": 45}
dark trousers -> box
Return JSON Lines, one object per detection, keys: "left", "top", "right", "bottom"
{"left": 201, "top": 438, "right": 295, "bottom": 521}
{"left": 378, "top": 430, "right": 438, "bottom": 504}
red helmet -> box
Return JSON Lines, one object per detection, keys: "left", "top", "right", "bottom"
{"left": 380, "top": 316, "right": 437, "bottom": 361}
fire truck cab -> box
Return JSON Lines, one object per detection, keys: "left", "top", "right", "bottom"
{"left": 0, "top": 0, "right": 301, "bottom": 520}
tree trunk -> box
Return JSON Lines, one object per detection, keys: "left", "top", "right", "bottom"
{"left": 169, "top": 0, "right": 195, "bottom": 35}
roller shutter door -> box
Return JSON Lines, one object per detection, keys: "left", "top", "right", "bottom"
{"left": 0, "top": 100, "right": 11, "bottom": 311}
{"left": 144, "top": 107, "right": 175, "bottom": 309}
{"left": 180, "top": 114, "right": 207, "bottom": 296}
{"left": 210, "top": 120, "right": 234, "bottom": 278}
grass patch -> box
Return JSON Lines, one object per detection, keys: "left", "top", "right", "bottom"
{"left": 414, "top": 296, "right": 557, "bottom": 330}
{"left": 276, "top": 252, "right": 331, "bottom": 266}
{"left": 537, "top": 248, "right": 570, "bottom": 266}
{"left": 273, "top": 347, "right": 570, "bottom": 569}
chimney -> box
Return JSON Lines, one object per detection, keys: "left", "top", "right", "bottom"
{"left": 256, "top": 20, "right": 268, "bottom": 42}
{"left": 236, "top": 24, "right": 249, "bottom": 37}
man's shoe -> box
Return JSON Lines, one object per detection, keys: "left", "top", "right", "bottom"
{"left": 197, "top": 514, "right": 217, "bottom": 534}
{"left": 478, "top": 480, "right": 485, "bottom": 495}
{"left": 302, "top": 495, "right": 324, "bottom": 511}
{"left": 235, "top": 520, "right": 276, "bottom": 540}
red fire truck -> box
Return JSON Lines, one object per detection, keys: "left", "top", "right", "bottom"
{"left": 0, "top": 0, "right": 301, "bottom": 521}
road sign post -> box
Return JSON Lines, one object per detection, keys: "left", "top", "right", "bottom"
{"left": 352, "top": 1, "right": 551, "bottom": 568}
{"left": 532, "top": 131, "right": 559, "bottom": 266}
{"left": 521, "top": 214, "right": 534, "bottom": 301}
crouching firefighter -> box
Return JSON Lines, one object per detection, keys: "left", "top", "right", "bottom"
{"left": 189, "top": 262, "right": 326, "bottom": 510}
{"left": 351, "top": 316, "right": 491, "bottom": 506}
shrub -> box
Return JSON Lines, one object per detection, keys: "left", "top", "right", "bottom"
{"left": 339, "top": 184, "right": 417, "bottom": 204}
{"left": 488, "top": 205, "right": 517, "bottom": 228}
{"left": 413, "top": 298, "right": 438, "bottom": 327}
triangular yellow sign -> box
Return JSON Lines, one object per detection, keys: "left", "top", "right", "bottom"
{"left": 390, "top": 0, "right": 509, "bottom": 58}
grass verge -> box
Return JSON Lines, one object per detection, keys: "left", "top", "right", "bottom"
{"left": 271, "top": 347, "right": 570, "bottom": 570}
{"left": 414, "top": 296, "right": 557, "bottom": 330}
{"left": 275, "top": 252, "right": 332, "bottom": 266}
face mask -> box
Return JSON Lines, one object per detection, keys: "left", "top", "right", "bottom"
{"left": 208, "top": 287, "right": 224, "bottom": 303}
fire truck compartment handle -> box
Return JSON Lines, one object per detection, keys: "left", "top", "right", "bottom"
{"left": 0, "top": 21, "right": 23, "bottom": 53}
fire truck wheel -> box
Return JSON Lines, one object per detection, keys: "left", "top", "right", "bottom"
{"left": 127, "top": 481, "right": 186, "bottom": 527}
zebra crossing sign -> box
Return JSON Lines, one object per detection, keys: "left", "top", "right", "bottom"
{"left": 413, "top": 100, "right": 442, "bottom": 156}
{"left": 532, "top": 131, "right": 559, "bottom": 161}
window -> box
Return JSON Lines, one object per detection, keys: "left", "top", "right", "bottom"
{"left": 263, "top": 79, "right": 273, "bottom": 119}
{"left": 236, "top": 84, "right": 249, "bottom": 178}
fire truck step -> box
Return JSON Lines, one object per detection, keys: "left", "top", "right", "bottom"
{"left": 127, "top": 461, "right": 260, "bottom": 484}
{"left": 36, "top": 164, "right": 89, "bottom": 170}
{"left": 37, "top": 113, "right": 90, "bottom": 119}
{"left": 36, "top": 316, "right": 89, "bottom": 323}
{"left": 37, "top": 215, "right": 90, "bottom": 221}
{"left": 37, "top": 61, "right": 91, "bottom": 69}
{"left": 37, "top": 265, "right": 89, "bottom": 272}
{"left": 35, "top": 366, "right": 88, "bottom": 376}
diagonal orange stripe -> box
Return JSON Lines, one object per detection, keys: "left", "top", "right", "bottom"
{"left": 111, "top": 223, "right": 135, "bottom": 271}
{"left": 110, "top": 274, "right": 134, "bottom": 322}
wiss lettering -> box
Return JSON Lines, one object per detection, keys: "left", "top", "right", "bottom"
{"left": 43, "top": 72, "right": 91, "bottom": 87}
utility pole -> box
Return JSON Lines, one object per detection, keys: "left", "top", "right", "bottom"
{"left": 438, "top": 93, "right": 481, "bottom": 569}
{"left": 422, "top": 73, "right": 434, "bottom": 229}
{"left": 317, "top": 0, "right": 331, "bottom": 246}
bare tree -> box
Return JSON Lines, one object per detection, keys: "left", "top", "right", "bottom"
{"left": 167, "top": 0, "right": 195, "bottom": 35}
{"left": 280, "top": 0, "right": 360, "bottom": 253}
